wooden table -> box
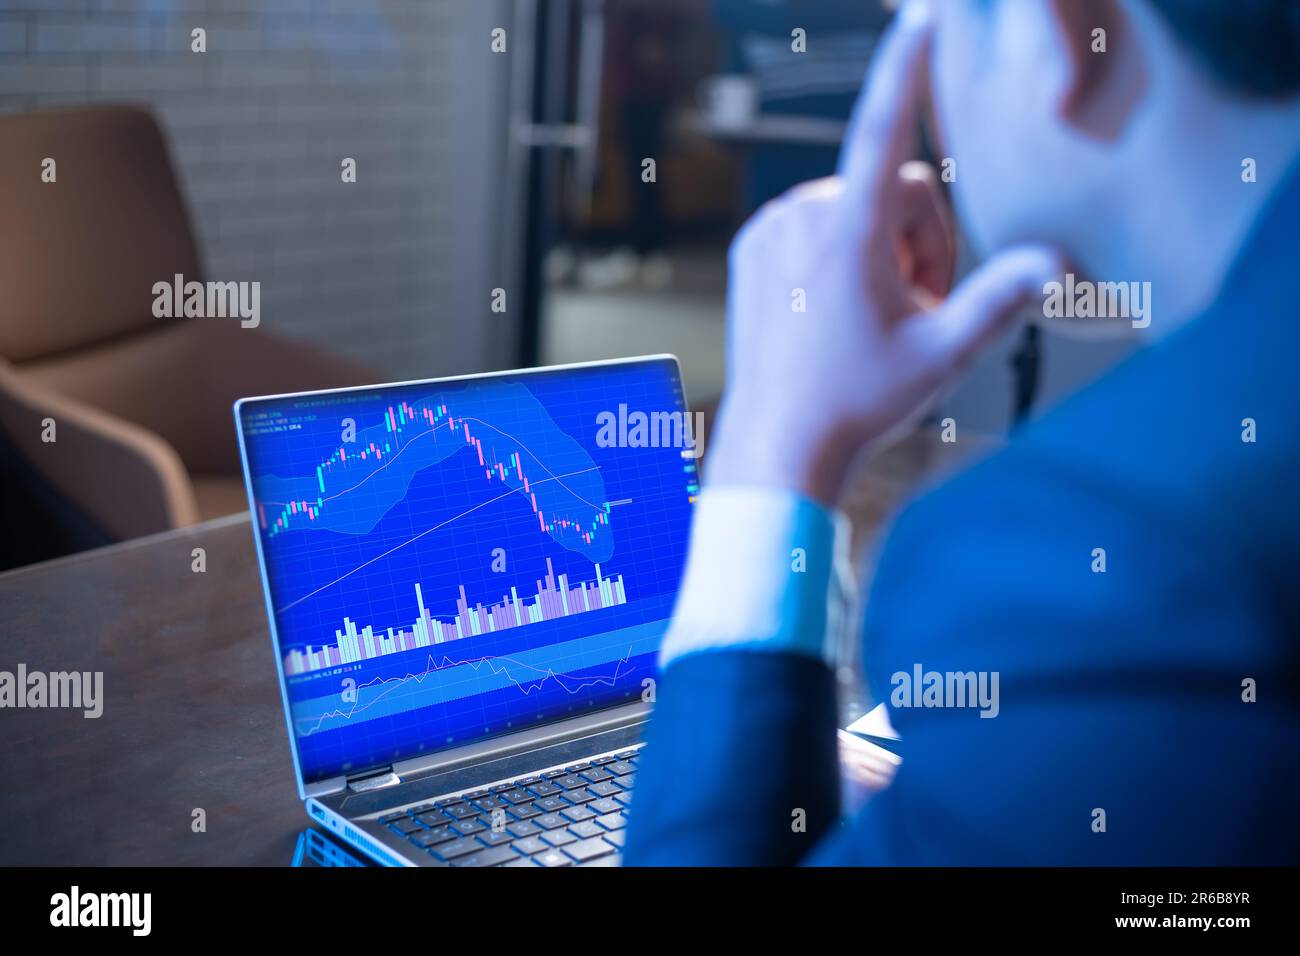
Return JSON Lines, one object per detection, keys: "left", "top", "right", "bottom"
{"left": 0, "top": 429, "right": 992, "bottom": 865}
{"left": 0, "top": 514, "right": 313, "bottom": 865}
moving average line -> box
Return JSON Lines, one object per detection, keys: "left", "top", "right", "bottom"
{"left": 263, "top": 411, "right": 607, "bottom": 515}
{"left": 276, "top": 466, "right": 600, "bottom": 614}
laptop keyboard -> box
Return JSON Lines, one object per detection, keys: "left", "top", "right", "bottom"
{"left": 375, "top": 745, "right": 641, "bottom": 866}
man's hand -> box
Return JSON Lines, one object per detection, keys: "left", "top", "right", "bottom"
{"left": 707, "top": 0, "right": 1063, "bottom": 505}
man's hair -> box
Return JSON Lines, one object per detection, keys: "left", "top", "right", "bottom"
{"left": 1149, "top": 0, "right": 1300, "bottom": 96}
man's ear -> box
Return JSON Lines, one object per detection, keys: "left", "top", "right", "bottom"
{"left": 1047, "top": 0, "right": 1146, "bottom": 141}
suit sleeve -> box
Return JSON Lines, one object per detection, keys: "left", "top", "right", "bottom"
{"left": 622, "top": 650, "right": 842, "bottom": 865}
{"left": 623, "top": 486, "right": 848, "bottom": 865}
{"left": 624, "top": 454, "right": 1295, "bottom": 865}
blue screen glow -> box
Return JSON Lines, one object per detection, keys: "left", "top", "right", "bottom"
{"left": 237, "top": 358, "right": 695, "bottom": 783}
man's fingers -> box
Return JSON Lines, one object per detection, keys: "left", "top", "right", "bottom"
{"left": 911, "top": 245, "right": 1066, "bottom": 373}
{"left": 896, "top": 161, "right": 954, "bottom": 301}
{"left": 838, "top": 0, "right": 935, "bottom": 213}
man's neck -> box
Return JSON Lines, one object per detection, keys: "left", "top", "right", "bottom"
{"left": 1085, "top": 86, "right": 1300, "bottom": 340}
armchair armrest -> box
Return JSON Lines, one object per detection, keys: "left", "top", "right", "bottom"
{"left": 0, "top": 359, "right": 199, "bottom": 541}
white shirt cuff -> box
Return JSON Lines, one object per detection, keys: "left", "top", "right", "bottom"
{"left": 659, "top": 486, "right": 854, "bottom": 667}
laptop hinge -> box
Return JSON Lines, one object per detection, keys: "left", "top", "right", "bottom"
{"left": 390, "top": 702, "right": 649, "bottom": 780}
{"left": 346, "top": 767, "right": 400, "bottom": 793}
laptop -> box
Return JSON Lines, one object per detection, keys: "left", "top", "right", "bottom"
{"left": 233, "top": 356, "right": 696, "bottom": 866}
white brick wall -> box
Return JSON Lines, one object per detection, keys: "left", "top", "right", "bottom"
{"left": 0, "top": 0, "right": 514, "bottom": 379}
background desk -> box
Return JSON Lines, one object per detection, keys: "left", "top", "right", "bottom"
{"left": 0, "top": 429, "right": 990, "bottom": 865}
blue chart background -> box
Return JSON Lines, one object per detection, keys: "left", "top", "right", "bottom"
{"left": 239, "top": 358, "right": 695, "bottom": 782}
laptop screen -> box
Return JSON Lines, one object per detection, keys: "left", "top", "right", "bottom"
{"left": 236, "top": 357, "right": 695, "bottom": 784}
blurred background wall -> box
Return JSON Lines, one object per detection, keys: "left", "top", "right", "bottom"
{"left": 0, "top": 0, "right": 514, "bottom": 377}
{"left": 0, "top": 0, "right": 1136, "bottom": 413}
{"left": 0, "top": 0, "right": 1137, "bottom": 570}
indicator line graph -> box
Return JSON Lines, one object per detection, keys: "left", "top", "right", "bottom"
{"left": 277, "top": 465, "right": 599, "bottom": 614}
{"left": 294, "top": 642, "right": 642, "bottom": 738}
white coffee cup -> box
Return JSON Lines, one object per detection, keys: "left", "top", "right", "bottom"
{"left": 698, "top": 74, "right": 759, "bottom": 131}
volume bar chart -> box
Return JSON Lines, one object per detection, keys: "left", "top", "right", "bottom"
{"left": 283, "top": 559, "right": 628, "bottom": 676}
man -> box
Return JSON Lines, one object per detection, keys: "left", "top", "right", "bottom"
{"left": 624, "top": 0, "right": 1300, "bottom": 865}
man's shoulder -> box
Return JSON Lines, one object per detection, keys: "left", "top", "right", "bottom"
{"left": 863, "top": 325, "right": 1289, "bottom": 723}
{"left": 907, "top": 314, "right": 1299, "bottom": 569}
{"left": 866, "top": 322, "right": 1294, "bottom": 676}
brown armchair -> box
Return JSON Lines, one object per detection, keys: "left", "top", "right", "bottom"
{"left": 0, "top": 106, "right": 376, "bottom": 551}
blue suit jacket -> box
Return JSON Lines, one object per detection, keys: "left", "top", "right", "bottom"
{"left": 623, "top": 166, "right": 1300, "bottom": 866}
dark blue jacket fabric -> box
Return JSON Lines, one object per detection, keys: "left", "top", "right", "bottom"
{"left": 623, "top": 163, "right": 1300, "bottom": 866}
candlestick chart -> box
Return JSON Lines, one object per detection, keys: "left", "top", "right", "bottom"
{"left": 238, "top": 359, "right": 693, "bottom": 782}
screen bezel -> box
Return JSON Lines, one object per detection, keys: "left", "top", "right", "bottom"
{"left": 233, "top": 354, "right": 687, "bottom": 798}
